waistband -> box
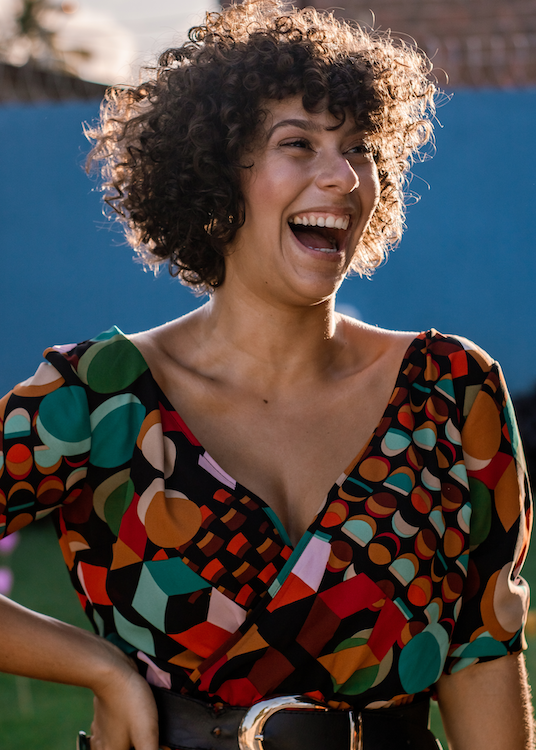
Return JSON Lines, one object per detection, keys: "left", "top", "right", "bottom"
{"left": 151, "top": 687, "right": 441, "bottom": 750}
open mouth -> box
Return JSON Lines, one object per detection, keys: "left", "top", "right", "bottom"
{"left": 288, "top": 213, "right": 351, "bottom": 254}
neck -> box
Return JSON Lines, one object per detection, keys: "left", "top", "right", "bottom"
{"left": 194, "top": 282, "right": 347, "bottom": 389}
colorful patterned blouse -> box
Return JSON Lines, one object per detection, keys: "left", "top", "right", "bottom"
{"left": 0, "top": 327, "right": 531, "bottom": 710}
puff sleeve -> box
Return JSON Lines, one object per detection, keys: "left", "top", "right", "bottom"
{"left": 0, "top": 345, "right": 91, "bottom": 538}
{"left": 445, "top": 359, "right": 532, "bottom": 673}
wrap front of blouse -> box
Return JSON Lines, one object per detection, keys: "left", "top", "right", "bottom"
{"left": 0, "top": 327, "right": 531, "bottom": 711}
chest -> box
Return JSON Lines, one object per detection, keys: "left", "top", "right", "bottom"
{"left": 156, "top": 368, "right": 399, "bottom": 546}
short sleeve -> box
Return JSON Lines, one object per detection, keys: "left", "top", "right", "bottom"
{"left": 0, "top": 347, "right": 91, "bottom": 538}
{"left": 445, "top": 360, "right": 532, "bottom": 673}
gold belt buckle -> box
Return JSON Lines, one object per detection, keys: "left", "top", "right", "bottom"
{"left": 237, "top": 694, "right": 362, "bottom": 750}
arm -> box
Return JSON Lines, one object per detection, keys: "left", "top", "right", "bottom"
{"left": 0, "top": 593, "right": 159, "bottom": 750}
{"left": 436, "top": 653, "right": 534, "bottom": 750}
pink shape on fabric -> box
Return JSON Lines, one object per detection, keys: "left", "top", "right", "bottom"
{"left": 137, "top": 651, "right": 172, "bottom": 689}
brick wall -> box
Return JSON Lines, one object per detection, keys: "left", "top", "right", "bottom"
{"left": 306, "top": 0, "right": 536, "bottom": 87}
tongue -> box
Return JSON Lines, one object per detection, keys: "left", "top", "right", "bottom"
{"left": 292, "top": 227, "right": 335, "bottom": 250}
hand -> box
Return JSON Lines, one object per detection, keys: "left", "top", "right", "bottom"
{"left": 88, "top": 658, "right": 160, "bottom": 750}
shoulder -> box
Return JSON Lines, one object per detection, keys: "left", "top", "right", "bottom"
{"left": 43, "top": 326, "right": 149, "bottom": 394}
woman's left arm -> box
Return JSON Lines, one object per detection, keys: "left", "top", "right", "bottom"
{"left": 436, "top": 653, "right": 534, "bottom": 750}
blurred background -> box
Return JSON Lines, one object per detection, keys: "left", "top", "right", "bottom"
{"left": 0, "top": 0, "right": 535, "bottom": 747}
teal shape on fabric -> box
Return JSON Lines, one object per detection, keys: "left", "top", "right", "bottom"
{"left": 314, "top": 530, "right": 332, "bottom": 543}
{"left": 5, "top": 414, "right": 31, "bottom": 439}
{"left": 435, "top": 550, "right": 448, "bottom": 574}
{"left": 104, "top": 479, "right": 135, "bottom": 536}
{"left": 334, "top": 636, "right": 368, "bottom": 653}
{"left": 451, "top": 637, "right": 507, "bottom": 659}
{"left": 460, "top": 502, "right": 472, "bottom": 531}
{"left": 83, "top": 338, "right": 148, "bottom": 394}
{"left": 8, "top": 501, "right": 34, "bottom": 512}
{"left": 399, "top": 623, "right": 449, "bottom": 693}
{"left": 429, "top": 509, "right": 445, "bottom": 537}
{"left": 93, "top": 609, "right": 105, "bottom": 636}
{"left": 435, "top": 378, "right": 455, "bottom": 402}
{"left": 92, "top": 326, "right": 123, "bottom": 342}
{"left": 384, "top": 471, "right": 413, "bottom": 495}
{"left": 0, "top": 454, "right": 3, "bottom": 473}
{"left": 263, "top": 506, "right": 292, "bottom": 547}
{"left": 456, "top": 553, "right": 469, "bottom": 574}
{"left": 504, "top": 393, "right": 521, "bottom": 460}
{"left": 268, "top": 531, "right": 312, "bottom": 598}
{"left": 106, "top": 631, "right": 138, "bottom": 656}
{"left": 33, "top": 444, "right": 62, "bottom": 468}
{"left": 425, "top": 601, "right": 441, "bottom": 625}
{"left": 383, "top": 429, "right": 411, "bottom": 453}
{"left": 412, "top": 427, "right": 437, "bottom": 449}
{"left": 449, "top": 462, "right": 469, "bottom": 487}
{"left": 337, "top": 664, "right": 380, "bottom": 695}
{"left": 394, "top": 598, "right": 412, "bottom": 620}
{"left": 451, "top": 656, "right": 478, "bottom": 674}
{"left": 468, "top": 477, "right": 492, "bottom": 547}
{"left": 412, "top": 383, "right": 431, "bottom": 394}
{"left": 90, "top": 401, "right": 146, "bottom": 468}
{"left": 145, "top": 556, "right": 211, "bottom": 596}
{"left": 113, "top": 607, "right": 156, "bottom": 656}
{"left": 389, "top": 557, "right": 416, "bottom": 585}
{"left": 346, "top": 477, "right": 373, "bottom": 493}
{"left": 37, "top": 386, "right": 91, "bottom": 454}
{"left": 132, "top": 565, "right": 168, "bottom": 632}
{"left": 342, "top": 519, "right": 375, "bottom": 546}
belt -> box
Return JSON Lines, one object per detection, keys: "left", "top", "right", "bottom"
{"left": 151, "top": 687, "right": 441, "bottom": 750}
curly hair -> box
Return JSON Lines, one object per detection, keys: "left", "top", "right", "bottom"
{"left": 86, "top": 0, "right": 436, "bottom": 291}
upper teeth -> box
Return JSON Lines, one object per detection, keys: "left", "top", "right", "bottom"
{"left": 289, "top": 214, "right": 349, "bottom": 230}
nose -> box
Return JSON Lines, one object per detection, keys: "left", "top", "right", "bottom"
{"left": 315, "top": 152, "right": 359, "bottom": 194}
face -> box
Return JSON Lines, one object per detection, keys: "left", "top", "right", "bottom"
{"left": 224, "top": 96, "right": 381, "bottom": 306}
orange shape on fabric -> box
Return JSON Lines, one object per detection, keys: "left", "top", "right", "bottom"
{"left": 79, "top": 562, "right": 112, "bottom": 606}
{"left": 213, "top": 489, "right": 233, "bottom": 503}
{"left": 258, "top": 562, "right": 277, "bottom": 584}
{"left": 7, "top": 512, "right": 33, "bottom": 534}
{"left": 169, "top": 621, "right": 232, "bottom": 658}
{"left": 462, "top": 391, "right": 502, "bottom": 461}
{"left": 145, "top": 492, "right": 203, "bottom": 548}
{"left": 227, "top": 532, "right": 250, "bottom": 556}
{"left": 494, "top": 459, "right": 523, "bottom": 533}
{"left": 110, "top": 538, "right": 143, "bottom": 570}
{"left": 449, "top": 350, "right": 469, "bottom": 378}
{"left": 235, "top": 584, "right": 255, "bottom": 608}
{"left": 267, "top": 573, "right": 314, "bottom": 612}
{"left": 319, "top": 643, "right": 379, "bottom": 685}
{"left": 6, "top": 444, "right": 33, "bottom": 480}
{"left": 359, "top": 457, "right": 390, "bottom": 483}
{"left": 408, "top": 576, "right": 432, "bottom": 607}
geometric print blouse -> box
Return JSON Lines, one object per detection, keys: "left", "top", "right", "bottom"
{"left": 0, "top": 327, "right": 531, "bottom": 710}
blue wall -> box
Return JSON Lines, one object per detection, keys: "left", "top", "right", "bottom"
{"left": 1, "top": 90, "right": 535, "bottom": 397}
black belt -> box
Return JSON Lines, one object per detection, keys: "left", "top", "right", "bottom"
{"left": 151, "top": 687, "right": 440, "bottom": 750}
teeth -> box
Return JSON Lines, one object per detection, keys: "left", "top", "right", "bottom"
{"left": 289, "top": 214, "right": 350, "bottom": 230}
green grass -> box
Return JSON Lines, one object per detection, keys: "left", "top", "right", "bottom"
{"left": 2, "top": 518, "right": 536, "bottom": 749}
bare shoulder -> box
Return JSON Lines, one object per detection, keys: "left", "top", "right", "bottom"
{"left": 336, "top": 315, "right": 418, "bottom": 374}
{"left": 127, "top": 308, "right": 205, "bottom": 372}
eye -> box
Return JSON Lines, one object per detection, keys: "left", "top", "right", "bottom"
{"left": 281, "top": 138, "right": 311, "bottom": 149}
{"left": 346, "top": 143, "right": 371, "bottom": 156}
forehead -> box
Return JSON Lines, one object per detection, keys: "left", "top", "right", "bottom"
{"left": 260, "top": 96, "right": 360, "bottom": 139}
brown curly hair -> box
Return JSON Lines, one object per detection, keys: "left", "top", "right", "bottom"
{"left": 86, "top": 0, "right": 436, "bottom": 291}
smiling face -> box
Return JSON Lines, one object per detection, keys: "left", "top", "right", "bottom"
{"left": 223, "top": 96, "right": 381, "bottom": 306}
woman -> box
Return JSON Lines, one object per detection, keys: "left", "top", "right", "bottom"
{"left": 0, "top": 1, "right": 532, "bottom": 749}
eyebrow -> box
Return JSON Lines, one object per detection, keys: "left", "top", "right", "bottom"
{"left": 266, "top": 118, "right": 361, "bottom": 139}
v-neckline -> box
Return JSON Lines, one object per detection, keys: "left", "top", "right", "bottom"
{"left": 115, "top": 327, "right": 428, "bottom": 550}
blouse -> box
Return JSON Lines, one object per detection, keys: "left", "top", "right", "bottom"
{"left": 0, "top": 327, "right": 531, "bottom": 710}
